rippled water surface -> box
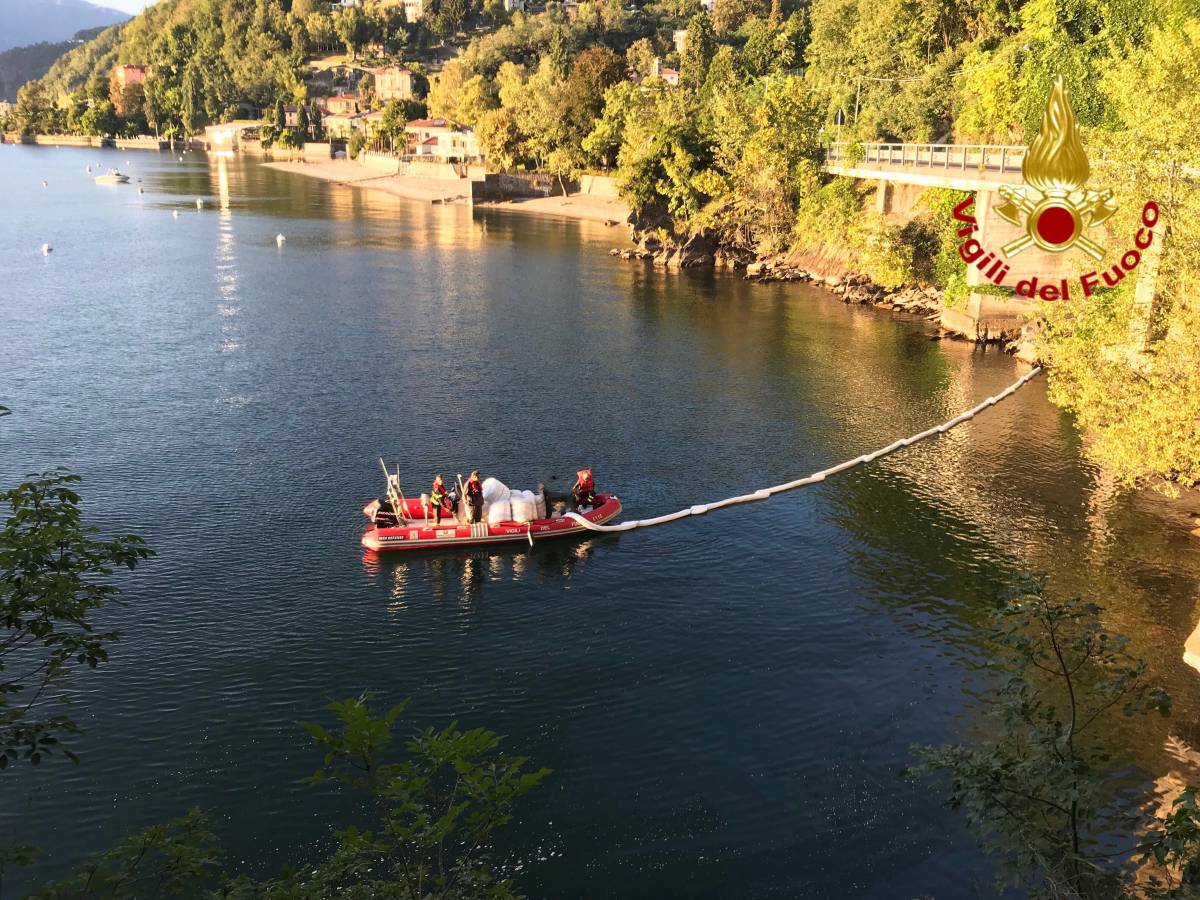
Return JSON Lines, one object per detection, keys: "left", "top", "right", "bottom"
{"left": 2, "top": 145, "right": 1199, "bottom": 898}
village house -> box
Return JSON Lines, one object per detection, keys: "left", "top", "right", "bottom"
{"left": 401, "top": 0, "right": 425, "bottom": 21}
{"left": 404, "top": 117, "right": 480, "bottom": 161}
{"left": 112, "top": 65, "right": 148, "bottom": 91}
{"left": 322, "top": 111, "right": 360, "bottom": 139}
{"left": 649, "top": 57, "right": 679, "bottom": 86}
{"left": 563, "top": 0, "right": 580, "bottom": 21}
{"left": 358, "top": 110, "right": 385, "bottom": 139}
{"left": 322, "top": 93, "right": 361, "bottom": 116}
{"left": 374, "top": 65, "right": 414, "bottom": 102}
{"left": 673, "top": 28, "right": 688, "bottom": 53}
{"left": 504, "top": 0, "right": 524, "bottom": 10}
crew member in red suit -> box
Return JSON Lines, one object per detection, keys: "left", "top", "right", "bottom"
{"left": 572, "top": 469, "right": 596, "bottom": 509}
{"left": 464, "top": 470, "right": 484, "bottom": 524}
{"left": 430, "top": 474, "right": 451, "bottom": 525}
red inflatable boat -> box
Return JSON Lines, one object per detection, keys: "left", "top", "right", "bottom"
{"left": 361, "top": 493, "right": 623, "bottom": 552}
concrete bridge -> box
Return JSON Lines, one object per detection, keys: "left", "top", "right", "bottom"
{"left": 823, "top": 142, "right": 1160, "bottom": 347}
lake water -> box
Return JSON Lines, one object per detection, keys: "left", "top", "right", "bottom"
{"left": 2, "top": 144, "right": 1199, "bottom": 898}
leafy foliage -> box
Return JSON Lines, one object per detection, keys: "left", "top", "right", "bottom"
{"left": 28, "top": 809, "right": 220, "bottom": 900}
{"left": 1, "top": 472, "right": 152, "bottom": 771}
{"left": 1036, "top": 17, "right": 1200, "bottom": 491}
{"left": 280, "top": 694, "right": 550, "bottom": 900}
{"left": 912, "top": 579, "right": 1185, "bottom": 897}
{"left": 19, "top": 695, "right": 548, "bottom": 898}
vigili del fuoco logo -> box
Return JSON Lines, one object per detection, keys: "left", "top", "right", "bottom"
{"left": 951, "top": 75, "right": 1160, "bottom": 302}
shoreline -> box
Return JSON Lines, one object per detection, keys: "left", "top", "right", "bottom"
{"left": 263, "top": 158, "right": 631, "bottom": 225}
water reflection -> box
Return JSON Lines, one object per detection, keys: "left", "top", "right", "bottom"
{"left": 213, "top": 155, "right": 242, "bottom": 359}
{"left": 363, "top": 536, "right": 615, "bottom": 610}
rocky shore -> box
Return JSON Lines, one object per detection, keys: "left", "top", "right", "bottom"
{"left": 609, "top": 227, "right": 1037, "bottom": 358}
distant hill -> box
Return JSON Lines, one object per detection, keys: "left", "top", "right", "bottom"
{"left": 0, "top": 0, "right": 129, "bottom": 52}
{"left": 0, "top": 26, "right": 108, "bottom": 100}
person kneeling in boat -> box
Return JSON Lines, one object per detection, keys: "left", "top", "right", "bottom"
{"left": 463, "top": 470, "right": 484, "bottom": 524}
{"left": 572, "top": 469, "right": 596, "bottom": 510}
{"left": 430, "top": 474, "right": 452, "bottom": 525}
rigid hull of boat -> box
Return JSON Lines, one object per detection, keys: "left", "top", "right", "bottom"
{"left": 362, "top": 494, "right": 622, "bottom": 551}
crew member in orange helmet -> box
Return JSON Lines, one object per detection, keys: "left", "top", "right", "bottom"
{"left": 572, "top": 468, "right": 596, "bottom": 510}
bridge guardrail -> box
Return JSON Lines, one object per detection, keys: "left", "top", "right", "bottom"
{"left": 827, "top": 142, "right": 1027, "bottom": 174}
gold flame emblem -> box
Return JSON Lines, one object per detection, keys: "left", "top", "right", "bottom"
{"left": 995, "top": 76, "right": 1117, "bottom": 260}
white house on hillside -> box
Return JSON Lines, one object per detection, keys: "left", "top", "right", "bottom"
{"left": 404, "top": 118, "right": 481, "bottom": 161}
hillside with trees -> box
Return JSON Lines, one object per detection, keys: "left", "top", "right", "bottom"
{"left": 0, "top": 27, "right": 108, "bottom": 101}
{"left": 5, "top": 0, "right": 1198, "bottom": 489}
{"left": 0, "top": 0, "right": 128, "bottom": 52}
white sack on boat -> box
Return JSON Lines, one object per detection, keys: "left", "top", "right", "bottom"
{"left": 482, "top": 477, "right": 510, "bottom": 504}
{"left": 487, "top": 500, "right": 512, "bottom": 525}
{"left": 510, "top": 492, "right": 535, "bottom": 524}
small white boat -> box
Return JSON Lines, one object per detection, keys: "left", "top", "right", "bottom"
{"left": 95, "top": 169, "right": 130, "bottom": 185}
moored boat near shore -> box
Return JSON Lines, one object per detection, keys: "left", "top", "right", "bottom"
{"left": 94, "top": 169, "right": 130, "bottom": 184}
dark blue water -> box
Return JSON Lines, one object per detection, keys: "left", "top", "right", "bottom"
{"left": 2, "top": 144, "right": 1199, "bottom": 898}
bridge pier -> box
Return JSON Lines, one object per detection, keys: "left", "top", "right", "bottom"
{"left": 942, "top": 187, "right": 1059, "bottom": 342}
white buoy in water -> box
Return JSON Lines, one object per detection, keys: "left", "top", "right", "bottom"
{"left": 41, "top": 180, "right": 48, "bottom": 188}
{"left": 41, "top": 243, "right": 52, "bottom": 255}
{"left": 138, "top": 187, "right": 145, "bottom": 194}
{"left": 86, "top": 166, "right": 92, "bottom": 173}
{"left": 276, "top": 233, "right": 285, "bottom": 246}
{"left": 179, "top": 156, "right": 184, "bottom": 162}
{"left": 172, "top": 210, "right": 180, "bottom": 219}
{"left": 195, "top": 198, "right": 203, "bottom": 209}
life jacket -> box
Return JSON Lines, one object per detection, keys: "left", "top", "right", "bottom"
{"left": 430, "top": 480, "right": 448, "bottom": 508}
{"left": 465, "top": 478, "right": 483, "bottom": 501}
{"left": 574, "top": 469, "right": 594, "bottom": 493}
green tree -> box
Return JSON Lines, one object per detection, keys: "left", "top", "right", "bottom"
{"left": 625, "top": 37, "right": 656, "bottom": 79}
{"left": 563, "top": 44, "right": 625, "bottom": 146}
{"left": 305, "top": 11, "right": 337, "bottom": 51}
{"left": 913, "top": 579, "right": 1187, "bottom": 896}
{"left": 1035, "top": 19, "right": 1200, "bottom": 491}
{"left": 476, "top": 105, "right": 521, "bottom": 169}
{"left": 251, "top": 695, "right": 550, "bottom": 899}
{"left": 615, "top": 82, "right": 710, "bottom": 221}
{"left": 22, "top": 698, "right": 548, "bottom": 899}
{"left": 335, "top": 6, "right": 371, "bottom": 58}
{"left": 274, "top": 97, "right": 286, "bottom": 130}
{"left": 435, "top": 0, "right": 470, "bottom": 42}
{"left": 28, "top": 809, "right": 220, "bottom": 899}
{"left": 582, "top": 79, "right": 639, "bottom": 169}
{"left": 1, "top": 472, "right": 152, "bottom": 771}
{"left": 180, "top": 62, "right": 205, "bottom": 135}
{"left": 78, "top": 99, "right": 119, "bottom": 136}
{"left": 679, "top": 12, "right": 715, "bottom": 91}
{"left": 13, "top": 80, "right": 54, "bottom": 135}
{"left": 711, "top": 0, "right": 767, "bottom": 35}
